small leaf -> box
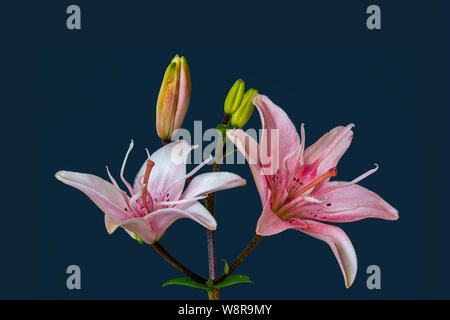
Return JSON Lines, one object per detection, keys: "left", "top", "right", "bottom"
{"left": 162, "top": 277, "right": 208, "bottom": 290}
{"left": 216, "top": 124, "right": 230, "bottom": 144}
{"left": 205, "top": 278, "right": 214, "bottom": 288}
{"left": 213, "top": 274, "right": 253, "bottom": 289}
{"left": 222, "top": 259, "right": 230, "bottom": 275}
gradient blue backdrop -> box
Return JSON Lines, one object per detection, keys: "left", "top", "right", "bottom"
{"left": 26, "top": 0, "right": 450, "bottom": 299}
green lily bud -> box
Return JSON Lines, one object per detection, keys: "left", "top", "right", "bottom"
{"left": 224, "top": 79, "right": 245, "bottom": 115}
{"left": 230, "top": 89, "right": 258, "bottom": 128}
{"left": 156, "top": 55, "right": 191, "bottom": 141}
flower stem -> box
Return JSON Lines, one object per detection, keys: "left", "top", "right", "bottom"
{"left": 204, "top": 114, "right": 229, "bottom": 300}
{"left": 214, "top": 234, "right": 263, "bottom": 285}
{"left": 205, "top": 162, "right": 219, "bottom": 299}
{"left": 222, "top": 114, "right": 230, "bottom": 125}
{"left": 152, "top": 242, "right": 207, "bottom": 284}
{"left": 208, "top": 288, "right": 220, "bottom": 300}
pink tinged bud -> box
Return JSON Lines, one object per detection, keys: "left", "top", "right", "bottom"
{"left": 156, "top": 55, "right": 191, "bottom": 140}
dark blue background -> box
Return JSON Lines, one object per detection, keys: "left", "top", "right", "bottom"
{"left": 15, "top": 0, "right": 450, "bottom": 299}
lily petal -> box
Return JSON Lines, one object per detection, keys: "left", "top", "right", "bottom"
{"left": 104, "top": 213, "right": 122, "bottom": 234}
{"left": 297, "top": 182, "right": 399, "bottom": 222}
{"left": 256, "top": 200, "right": 306, "bottom": 236}
{"left": 134, "top": 140, "right": 193, "bottom": 202}
{"left": 55, "top": 171, "right": 129, "bottom": 221}
{"left": 119, "top": 206, "right": 216, "bottom": 244}
{"left": 253, "top": 94, "right": 300, "bottom": 173}
{"left": 181, "top": 172, "right": 246, "bottom": 200}
{"left": 299, "top": 219, "right": 357, "bottom": 288}
{"left": 303, "top": 125, "right": 354, "bottom": 178}
{"left": 227, "top": 128, "right": 268, "bottom": 203}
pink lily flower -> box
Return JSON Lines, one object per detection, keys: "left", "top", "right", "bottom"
{"left": 55, "top": 140, "right": 246, "bottom": 244}
{"left": 227, "top": 94, "right": 398, "bottom": 287}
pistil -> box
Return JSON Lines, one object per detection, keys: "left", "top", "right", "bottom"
{"left": 287, "top": 167, "right": 337, "bottom": 201}
{"left": 142, "top": 158, "right": 155, "bottom": 212}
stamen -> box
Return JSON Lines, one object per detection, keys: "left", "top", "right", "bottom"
{"left": 315, "top": 124, "right": 354, "bottom": 165}
{"left": 283, "top": 148, "right": 299, "bottom": 172}
{"left": 157, "top": 195, "right": 206, "bottom": 206}
{"left": 141, "top": 158, "right": 155, "bottom": 212}
{"left": 299, "top": 123, "right": 305, "bottom": 165}
{"left": 288, "top": 167, "right": 337, "bottom": 201}
{"left": 312, "top": 164, "right": 379, "bottom": 198}
{"left": 165, "top": 155, "right": 213, "bottom": 192}
{"left": 106, "top": 165, "right": 132, "bottom": 214}
{"left": 349, "top": 163, "right": 378, "bottom": 184}
{"left": 129, "top": 188, "right": 144, "bottom": 208}
{"left": 121, "top": 140, "right": 136, "bottom": 196}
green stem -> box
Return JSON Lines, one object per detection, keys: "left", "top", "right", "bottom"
{"left": 208, "top": 288, "right": 220, "bottom": 300}
{"left": 222, "top": 114, "right": 230, "bottom": 125}
{"left": 152, "top": 242, "right": 207, "bottom": 284}
{"left": 214, "top": 234, "right": 263, "bottom": 285}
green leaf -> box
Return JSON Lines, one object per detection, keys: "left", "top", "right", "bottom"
{"left": 222, "top": 259, "right": 230, "bottom": 275}
{"left": 213, "top": 274, "right": 253, "bottom": 289}
{"left": 205, "top": 278, "right": 214, "bottom": 288}
{"left": 162, "top": 277, "right": 208, "bottom": 290}
{"left": 216, "top": 124, "right": 229, "bottom": 145}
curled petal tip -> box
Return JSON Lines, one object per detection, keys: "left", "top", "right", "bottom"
{"left": 55, "top": 170, "right": 66, "bottom": 179}
{"left": 252, "top": 93, "right": 264, "bottom": 105}
{"left": 390, "top": 209, "right": 400, "bottom": 220}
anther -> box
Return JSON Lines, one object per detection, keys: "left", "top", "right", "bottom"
{"left": 142, "top": 158, "right": 155, "bottom": 212}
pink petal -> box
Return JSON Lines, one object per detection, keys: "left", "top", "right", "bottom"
{"left": 55, "top": 170, "right": 129, "bottom": 222}
{"left": 104, "top": 214, "right": 123, "bottom": 234}
{"left": 118, "top": 217, "right": 156, "bottom": 244}
{"left": 256, "top": 200, "right": 307, "bottom": 236}
{"left": 303, "top": 125, "right": 354, "bottom": 179}
{"left": 133, "top": 140, "right": 193, "bottom": 202}
{"left": 300, "top": 219, "right": 357, "bottom": 288}
{"left": 227, "top": 129, "right": 268, "bottom": 203}
{"left": 297, "top": 182, "right": 399, "bottom": 222}
{"left": 253, "top": 94, "right": 300, "bottom": 174}
{"left": 176, "top": 201, "right": 217, "bottom": 230}
{"left": 119, "top": 206, "right": 216, "bottom": 244}
{"left": 180, "top": 172, "right": 246, "bottom": 200}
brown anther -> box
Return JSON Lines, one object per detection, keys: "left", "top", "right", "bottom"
{"left": 142, "top": 159, "right": 155, "bottom": 212}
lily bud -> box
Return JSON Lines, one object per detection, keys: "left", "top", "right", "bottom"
{"left": 230, "top": 89, "right": 258, "bottom": 128}
{"left": 224, "top": 79, "right": 245, "bottom": 115}
{"left": 156, "top": 55, "right": 191, "bottom": 141}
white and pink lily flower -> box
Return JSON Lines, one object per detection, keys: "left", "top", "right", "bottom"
{"left": 227, "top": 94, "right": 398, "bottom": 288}
{"left": 55, "top": 140, "right": 246, "bottom": 244}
